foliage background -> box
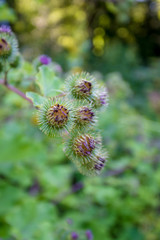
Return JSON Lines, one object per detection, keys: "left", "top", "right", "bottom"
{"left": 0, "top": 0, "right": 160, "bottom": 239}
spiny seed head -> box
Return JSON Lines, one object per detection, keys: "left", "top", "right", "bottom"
{"left": 37, "top": 98, "right": 73, "bottom": 137}
{"left": 73, "top": 104, "right": 97, "bottom": 129}
{"left": 77, "top": 107, "right": 94, "bottom": 122}
{"left": 64, "top": 129, "right": 102, "bottom": 166}
{"left": 46, "top": 104, "right": 69, "bottom": 128}
{"left": 73, "top": 135, "right": 95, "bottom": 157}
{"left": 72, "top": 100, "right": 97, "bottom": 129}
{"left": 65, "top": 72, "right": 98, "bottom": 101}
{"left": 0, "top": 38, "right": 11, "bottom": 57}
{"left": 0, "top": 25, "right": 19, "bottom": 64}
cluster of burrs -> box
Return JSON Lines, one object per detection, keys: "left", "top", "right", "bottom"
{"left": 37, "top": 72, "right": 109, "bottom": 176}
{"left": 0, "top": 25, "right": 109, "bottom": 176}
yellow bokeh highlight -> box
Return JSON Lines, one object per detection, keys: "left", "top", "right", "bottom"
{"left": 117, "top": 28, "right": 129, "bottom": 38}
{"left": 93, "top": 48, "right": 104, "bottom": 57}
{"left": 48, "top": 10, "right": 63, "bottom": 24}
{"left": 131, "top": 4, "right": 147, "bottom": 23}
{"left": 58, "top": 36, "right": 76, "bottom": 52}
{"left": 93, "top": 36, "right": 105, "bottom": 48}
{"left": 99, "top": 15, "right": 110, "bottom": 27}
{"left": 106, "top": 2, "right": 118, "bottom": 14}
{"left": 94, "top": 27, "right": 105, "bottom": 37}
{"left": 75, "top": 10, "right": 86, "bottom": 21}
{"left": 16, "top": 0, "right": 37, "bottom": 13}
{"left": 157, "top": 0, "right": 160, "bottom": 19}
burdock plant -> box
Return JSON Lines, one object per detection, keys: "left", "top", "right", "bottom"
{"left": 0, "top": 25, "right": 109, "bottom": 176}
{"left": 72, "top": 100, "right": 97, "bottom": 129}
{"left": 0, "top": 25, "right": 19, "bottom": 65}
{"left": 37, "top": 97, "right": 74, "bottom": 137}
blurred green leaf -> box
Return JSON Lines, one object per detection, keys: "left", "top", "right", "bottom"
{"left": 0, "top": 4, "right": 16, "bottom": 22}
{"left": 36, "top": 66, "right": 64, "bottom": 97}
{"left": 26, "top": 92, "right": 45, "bottom": 107}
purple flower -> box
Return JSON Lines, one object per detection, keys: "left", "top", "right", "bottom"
{"left": 53, "top": 63, "right": 62, "bottom": 73}
{"left": 39, "top": 55, "right": 52, "bottom": 65}
{"left": 72, "top": 182, "right": 84, "bottom": 192}
{"left": 67, "top": 218, "right": 73, "bottom": 225}
{"left": 86, "top": 230, "right": 93, "bottom": 240}
{"left": 0, "top": 25, "right": 11, "bottom": 33}
{"left": 71, "top": 232, "right": 79, "bottom": 240}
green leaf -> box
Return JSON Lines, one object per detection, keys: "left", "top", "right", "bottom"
{"left": 0, "top": 4, "right": 17, "bottom": 22}
{"left": 36, "top": 66, "right": 64, "bottom": 97}
{"left": 26, "top": 92, "right": 45, "bottom": 107}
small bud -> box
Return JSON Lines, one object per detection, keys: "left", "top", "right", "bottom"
{"left": 37, "top": 98, "right": 74, "bottom": 137}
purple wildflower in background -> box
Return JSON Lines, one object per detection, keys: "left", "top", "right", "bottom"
{"left": 39, "top": 54, "right": 52, "bottom": 65}
{"left": 72, "top": 182, "right": 84, "bottom": 192}
{"left": 0, "top": 25, "right": 11, "bottom": 33}
{"left": 71, "top": 232, "right": 79, "bottom": 240}
{"left": 67, "top": 218, "right": 73, "bottom": 225}
{"left": 54, "top": 63, "right": 62, "bottom": 73}
{"left": 86, "top": 230, "right": 93, "bottom": 240}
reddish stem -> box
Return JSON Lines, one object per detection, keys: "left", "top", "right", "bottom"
{"left": 0, "top": 79, "right": 33, "bottom": 104}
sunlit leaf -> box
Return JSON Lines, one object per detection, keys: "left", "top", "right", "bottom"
{"left": 36, "top": 65, "right": 64, "bottom": 97}
{"left": 26, "top": 91, "right": 45, "bottom": 107}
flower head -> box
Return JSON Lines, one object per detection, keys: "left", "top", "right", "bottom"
{"left": 39, "top": 54, "right": 52, "bottom": 65}
{"left": 72, "top": 101, "right": 97, "bottom": 129}
{"left": 46, "top": 103, "right": 69, "bottom": 128}
{"left": 0, "top": 25, "right": 18, "bottom": 63}
{"left": 65, "top": 72, "right": 98, "bottom": 102}
{"left": 64, "top": 129, "right": 102, "bottom": 167}
{"left": 37, "top": 97, "right": 74, "bottom": 137}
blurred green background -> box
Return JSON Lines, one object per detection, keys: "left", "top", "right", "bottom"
{"left": 0, "top": 0, "right": 160, "bottom": 239}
